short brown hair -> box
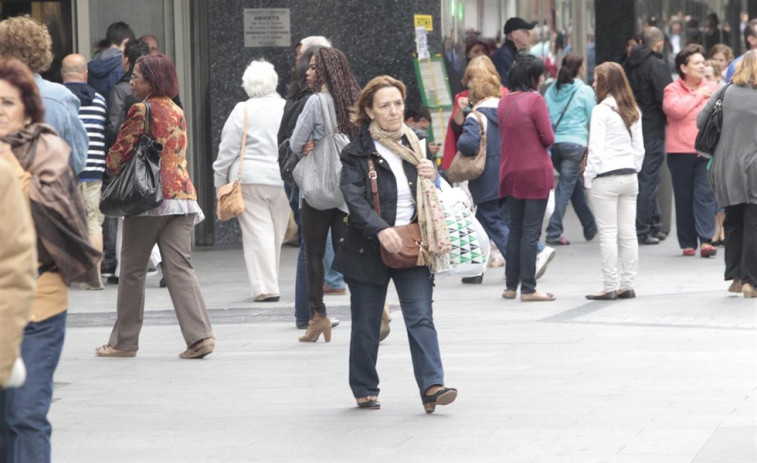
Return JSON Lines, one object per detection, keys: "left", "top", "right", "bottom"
{"left": 0, "top": 16, "right": 53, "bottom": 74}
{"left": 135, "top": 54, "right": 179, "bottom": 98}
{"left": 465, "top": 56, "right": 502, "bottom": 103}
{"left": 352, "top": 75, "right": 406, "bottom": 128}
{"left": 675, "top": 44, "right": 705, "bottom": 79}
{"left": 0, "top": 58, "right": 45, "bottom": 123}
{"left": 462, "top": 54, "right": 501, "bottom": 86}
{"left": 709, "top": 43, "right": 734, "bottom": 63}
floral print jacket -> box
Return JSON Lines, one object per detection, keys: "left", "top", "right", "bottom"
{"left": 106, "top": 96, "right": 197, "bottom": 201}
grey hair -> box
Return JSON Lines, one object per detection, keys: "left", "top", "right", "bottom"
{"left": 241, "top": 59, "right": 278, "bottom": 98}
{"left": 300, "top": 35, "right": 331, "bottom": 52}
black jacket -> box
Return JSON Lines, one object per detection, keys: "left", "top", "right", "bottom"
{"left": 332, "top": 125, "right": 421, "bottom": 285}
{"left": 624, "top": 46, "right": 673, "bottom": 140}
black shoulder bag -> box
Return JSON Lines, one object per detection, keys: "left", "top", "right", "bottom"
{"left": 100, "top": 101, "right": 164, "bottom": 217}
{"left": 695, "top": 83, "right": 731, "bottom": 157}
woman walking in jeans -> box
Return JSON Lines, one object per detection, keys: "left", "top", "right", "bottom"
{"left": 544, "top": 53, "right": 597, "bottom": 245}
{"left": 289, "top": 48, "right": 360, "bottom": 342}
{"left": 583, "top": 62, "right": 645, "bottom": 300}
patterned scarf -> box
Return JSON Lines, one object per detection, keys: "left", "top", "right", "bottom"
{"left": 369, "top": 121, "right": 451, "bottom": 273}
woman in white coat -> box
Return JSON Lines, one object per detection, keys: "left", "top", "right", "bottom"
{"left": 214, "top": 60, "right": 288, "bottom": 302}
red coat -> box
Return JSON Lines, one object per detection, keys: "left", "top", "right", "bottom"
{"left": 498, "top": 91, "right": 555, "bottom": 199}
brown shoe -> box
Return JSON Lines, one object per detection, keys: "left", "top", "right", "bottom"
{"left": 743, "top": 283, "right": 757, "bottom": 299}
{"left": 94, "top": 344, "right": 136, "bottom": 358}
{"left": 298, "top": 314, "right": 332, "bottom": 342}
{"left": 728, "top": 278, "right": 743, "bottom": 293}
{"left": 179, "top": 338, "right": 215, "bottom": 359}
{"left": 502, "top": 289, "right": 517, "bottom": 299}
{"left": 521, "top": 291, "right": 556, "bottom": 302}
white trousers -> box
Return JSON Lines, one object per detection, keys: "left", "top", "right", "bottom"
{"left": 237, "top": 184, "right": 290, "bottom": 298}
{"left": 589, "top": 174, "right": 639, "bottom": 292}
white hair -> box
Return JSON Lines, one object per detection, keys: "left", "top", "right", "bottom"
{"left": 241, "top": 59, "right": 278, "bottom": 98}
{"left": 300, "top": 35, "right": 331, "bottom": 52}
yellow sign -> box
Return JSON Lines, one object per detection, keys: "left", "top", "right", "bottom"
{"left": 414, "top": 14, "right": 433, "bottom": 32}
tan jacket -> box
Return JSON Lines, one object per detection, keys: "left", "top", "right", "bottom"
{"left": 0, "top": 159, "right": 36, "bottom": 388}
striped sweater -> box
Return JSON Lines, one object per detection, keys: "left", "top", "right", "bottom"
{"left": 64, "top": 82, "right": 107, "bottom": 181}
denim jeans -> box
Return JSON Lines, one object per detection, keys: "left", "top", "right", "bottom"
{"left": 286, "top": 183, "right": 309, "bottom": 325}
{"left": 323, "top": 230, "right": 345, "bottom": 290}
{"left": 666, "top": 154, "right": 717, "bottom": 249}
{"left": 506, "top": 197, "right": 548, "bottom": 294}
{"left": 345, "top": 266, "right": 445, "bottom": 400}
{"left": 499, "top": 198, "right": 545, "bottom": 254}
{"left": 0, "top": 311, "right": 66, "bottom": 463}
{"left": 475, "top": 199, "right": 510, "bottom": 275}
{"left": 546, "top": 143, "right": 596, "bottom": 241}
{"left": 636, "top": 137, "right": 665, "bottom": 238}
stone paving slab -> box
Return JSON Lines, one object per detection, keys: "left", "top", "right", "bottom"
{"left": 53, "top": 213, "right": 757, "bottom": 462}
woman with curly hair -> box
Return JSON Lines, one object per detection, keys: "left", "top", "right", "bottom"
{"left": 289, "top": 47, "right": 360, "bottom": 342}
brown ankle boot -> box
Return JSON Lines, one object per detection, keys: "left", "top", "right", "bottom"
{"left": 298, "top": 313, "right": 332, "bottom": 342}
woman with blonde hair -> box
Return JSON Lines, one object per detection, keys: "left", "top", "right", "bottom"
{"left": 698, "top": 50, "right": 757, "bottom": 297}
{"left": 214, "top": 60, "right": 288, "bottom": 302}
{"left": 583, "top": 62, "right": 644, "bottom": 300}
{"left": 455, "top": 55, "right": 509, "bottom": 284}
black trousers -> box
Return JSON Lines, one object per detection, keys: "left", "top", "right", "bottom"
{"left": 723, "top": 203, "right": 757, "bottom": 286}
{"left": 300, "top": 199, "right": 346, "bottom": 317}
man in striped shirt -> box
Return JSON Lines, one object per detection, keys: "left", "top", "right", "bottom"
{"left": 62, "top": 54, "right": 107, "bottom": 289}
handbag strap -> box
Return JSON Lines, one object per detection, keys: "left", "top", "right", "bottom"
{"left": 367, "top": 156, "right": 381, "bottom": 217}
{"left": 469, "top": 110, "right": 487, "bottom": 154}
{"left": 317, "top": 93, "right": 338, "bottom": 136}
{"left": 501, "top": 92, "right": 530, "bottom": 124}
{"left": 142, "top": 101, "right": 151, "bottom": 137}
{"left": 236, "top": 102, "right": 249, "bottom": 181}
{"left": 552, "top": 88, "right": 578, "bottom": 131}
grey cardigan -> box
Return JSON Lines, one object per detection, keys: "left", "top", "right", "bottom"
{"left": 697, "top": 85, "right": 757, "bottom": 207}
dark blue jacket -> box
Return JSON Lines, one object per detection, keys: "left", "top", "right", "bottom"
{"left": 456, "top": 100, "right": 501, "bottom": 204}
{"left": 491, "top": 41, "right": 517, "bottom": 86}
{"left": 87, "top": 48, "right": 124, "bottom": 103}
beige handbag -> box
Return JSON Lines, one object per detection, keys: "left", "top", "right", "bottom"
{"left": 216, "top": 104, "right": 248, "bottom": 221}
{"left": 446, "top": 110, "right": 487, "bottom": 183}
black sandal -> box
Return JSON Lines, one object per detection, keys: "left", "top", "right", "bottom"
{"left": 422, "top": 386, "right": 458, "bottom": 414}
{"left": 356, "top": 397, "right": 380, "bottom": 410}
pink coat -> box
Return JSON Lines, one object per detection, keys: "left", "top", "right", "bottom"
{"left": 662, "top": 78, "right": 719, "bottom": 154}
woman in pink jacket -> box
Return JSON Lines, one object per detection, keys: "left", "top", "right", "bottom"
{"left": 663, "top": 44, "right": 719, "bottom": 258}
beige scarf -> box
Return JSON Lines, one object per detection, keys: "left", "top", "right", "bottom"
{"left": 369, "top": 121, "right": 450, "bottom": 273}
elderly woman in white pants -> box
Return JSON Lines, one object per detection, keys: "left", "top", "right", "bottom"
{"left": 583, "top": 62, "right": 645, "bottom": 301}
{"left": 214, "top": 60, "right": 289, "bottom": 302}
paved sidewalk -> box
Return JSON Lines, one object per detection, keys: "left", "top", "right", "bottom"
{"left": 54, "top": 214, "right": 757, "bottom": 462}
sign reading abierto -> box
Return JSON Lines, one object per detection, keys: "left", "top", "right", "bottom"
{"left": 243, "top": 8, "right": 291, "bottom": 47}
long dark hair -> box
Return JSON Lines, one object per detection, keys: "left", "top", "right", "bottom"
{"left": 312, "top": 47, "right": 361, "bottom": 138}
{"left": 555, "top": 53, "right": 583, "bottom": 90}
{"left": 287, "top": 45, "right": 322, "bottom": 99}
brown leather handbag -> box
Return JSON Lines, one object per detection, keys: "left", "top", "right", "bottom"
{"left": 446, "top": 110, "right": 487, "bottom": 183}
{"left": 216, "top": 103, "right": 248, "bottom": 221}
{"left": 367, "top": 157, "right": 425, "bottom": 268}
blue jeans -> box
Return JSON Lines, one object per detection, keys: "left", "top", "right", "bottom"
{"left": 506, "top": 197, "right": 548, "bottom": 294}
{"left": 667, "top": 154, "right": 717, "bottom": 249}
{"left": 0, "top": 311, "right": 66, "bottom": 463}
{"left": 286, "top": 184, "right": 309, "bottom": 325}
{"left": 499, "top": 198, "right": 545, "bottom": 254}
{"left": 475, "top": 199, "right": 510, "bottom": 276}
{"left": 323, "top": 230, "right": 345, "bottom": 290}
{"left": 346, "top": 266, "right": 444, "bottom": 399}
{"left": 636, "top": 137, "right": 665, "bottom": 238}
{"left": 546, "top": 143, "right": 596, "bottom": 241}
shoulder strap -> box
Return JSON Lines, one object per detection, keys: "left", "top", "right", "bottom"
{"left": 318, "top": 93, "right": 338, "bottom": 136}
{"left": 237, "top": 102, "right": 249, "bottom": 180}
{"left": 142, "top": 101, "right": 151, "bottom": 137}
{"left": 469, "top": 110, "right": 487, "bottom": 152}
{"left": 501, "top": 92, "right": 530, "bottom": 124}
{"left": 367, "top": 156, "right": 381, "bottom": 217}
{"left": 608, "top": 105, "right": 633, "bottom": 139}
{"left": 716, "top": 82, "right": 732, "bottom": 104}
{"left": 553, "top": 87, "right": 578, "bottom": 131}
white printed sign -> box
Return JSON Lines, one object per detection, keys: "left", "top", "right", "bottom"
{"left": 244, "top": 8, "right": 291, "bottom": 47}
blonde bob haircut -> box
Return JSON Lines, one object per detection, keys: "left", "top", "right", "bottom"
{"left": 352, "top": 75, "right": 406, "bottom": 128}
{"left": 0, "top": 15, "right": 53, "bottom": 74}
{"left": 242, "top": 59, "right": 278, "bottom": 98}
{"left": 461, "top": 55, "right": 501, "bottom": 86}
{"left": 732, "top": 50, "right": 757, "bottom": 88}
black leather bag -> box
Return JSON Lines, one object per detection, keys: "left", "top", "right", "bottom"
{"left": 100, "top": 102, "right": 164, "bottom": 217}
{"left": 695, "top": 84, "right": 730, "bottom": 157}
{"left": 278, "top": 138, "right": 301, "bottom": 185}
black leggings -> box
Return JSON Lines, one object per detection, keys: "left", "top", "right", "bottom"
{"left": 300, "top": 199, "right": 347, "bottom": 317}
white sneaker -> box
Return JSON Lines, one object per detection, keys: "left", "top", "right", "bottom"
{"left": 535, "top": 246, "right": 556, "bottom": 280}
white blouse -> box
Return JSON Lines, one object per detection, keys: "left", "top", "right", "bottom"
{"left": 374, "top": 141, "right": 414, "bottom": 226}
